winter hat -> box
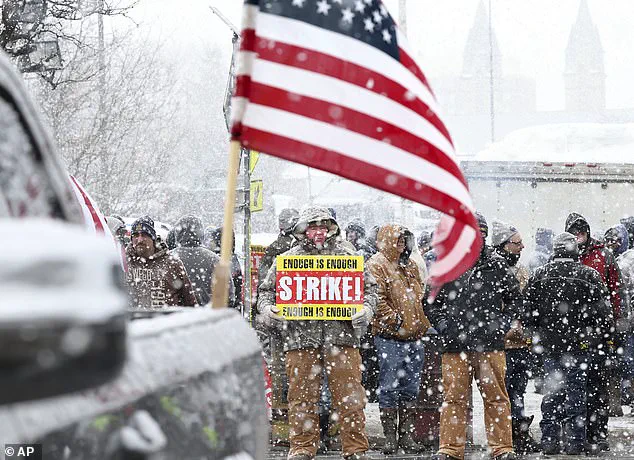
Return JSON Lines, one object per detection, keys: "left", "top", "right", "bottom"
{"left": 131, "top": 216, "right": 157, "bottom": 241}
{"left": 345, "top": 218, "right": 366, "bottom": 237}
{"left": 553, "top": 232, "right": 579, "bottom": 258}
{"left": 278, "top": 208, "right": 299, "bottom": 233}
{"left": 328, "top": 207, "right": 337, "bottom": 220}
{"left": 175, "top": 215, "right": 204, "bottom": 247}
{"left": 475, "top": 212, "right": 488, "bottom": 238}
{"left": 491, "top": 219, "right": 519, "bottom": 247}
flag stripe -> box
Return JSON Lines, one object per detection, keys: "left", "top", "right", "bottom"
{"left": 241, "top": 103, "right": 474, "bottom": 207}
{"left": 432, "top": 223, "right": 478, "bottom": 281}
{"left": 241, "top": 79, "right": 467, "bottom": 187}
{"left": 251, "top": 11, "right": 441, "bottom": 118}
{"left": 239, "top": 57, "right": 458, "bottom": 175}
{"left": 248, "top": 38, "right": 454, "bottom": 148}
{"left": 240, "top": 125, "right": 475, "bottom": 224}
{"left": 234, "top": 0, "right": 482, "bottom": 289}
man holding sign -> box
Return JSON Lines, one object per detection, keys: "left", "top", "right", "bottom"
{"left": 258, "top": 206, "right": 378, "bottom": 460}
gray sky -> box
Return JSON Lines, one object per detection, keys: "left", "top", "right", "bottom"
{"left": 129, "top": 0, "right": 634, "bottom": 111}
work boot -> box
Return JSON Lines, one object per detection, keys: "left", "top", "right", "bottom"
{"left": 380, "top": 408, "right": 398, "bottom": 455}
{"left": 512, "top": 415, "right": 540, "bottom": 454}
{"left": 398, "top": 403, "right": 420, "bottom": 454}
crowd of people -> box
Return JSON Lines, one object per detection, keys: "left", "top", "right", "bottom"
{"left": 107, "top": 207, "right": 634, "bottom": 460}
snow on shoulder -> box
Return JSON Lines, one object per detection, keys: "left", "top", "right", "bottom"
{"left": 476, "top": 123, "right": 634, "bottom": 163}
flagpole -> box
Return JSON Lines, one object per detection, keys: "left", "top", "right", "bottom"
{"left": 211, "top": 139, "right": 241, "bottom": 309}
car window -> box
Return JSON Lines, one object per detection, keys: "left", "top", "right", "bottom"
{"left": 0, "top": 97, "right": 57, "bottom": 218}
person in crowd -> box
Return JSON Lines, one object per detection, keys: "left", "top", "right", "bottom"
{"left": 524, "top": 232, "right": 614, "bottom": 455}
{"left": 365, "top": 225, "right": 380, "bottom": 257}
{"left": 620, "top": 216, "right": 634, "bottom": 249}
{"left": 206, "top": 227, "right": 244, "bottom": 312}
{"left": 565, "top": 213, "right": 625, "bottom": 449}
{"left": 605, "top": 224, "right": 634, "bottom": 414}
{"left": 125, "top": 216, "right": 196, "bottom": 309}
{"left": 258, "top": 206, "right": 378, "bottom": 460}
{"left": 426, "top": 212, "right": 520, "bottom": 460}
{"left": 171, "top": 215, "right": 233, "bottom": 306}
{"left": 491, "top": 220, "right": 539, "bottom": 454}
{"left": 605, "top": 224, "right": 629, "bottom": 258}
{"left": 527, "top": 228, "right": 553, "bottom": 275}
{"left": 368, "top": 224, "right": 429, "bottom": 454}
{"left": 417, "top": 231, "right": 432, "bottom": 258}
{"left": 527, "top": 228, "right": 554, "bottom": 394}
{"left": 166, "top": 228, "right": 178, "bottom": 250}
{"left": 344, "top": 218, "right": 376, "bottom": 262}
{"left": 255, "top": 208, "right": 300, "bottom": 449}
{"left": 422, "top": 231, "right": 438, "bottom": 270}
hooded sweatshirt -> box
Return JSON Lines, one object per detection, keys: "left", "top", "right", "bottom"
{"left": 126, "top": 239, "right": 197, "bottom": 308}
{"left": 368, "top": 224, "right": 430, "bottom": 340}
{"left": 565, "top": 213, "right": 625, "bottom": 319}
{"left": 171, "top": 215, "right": 227, "bottom": 306}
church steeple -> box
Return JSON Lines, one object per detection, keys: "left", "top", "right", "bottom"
{"left": 462, "top": 1, "right": 502, "bottom": 79}
{"left": 565, "top": 0, "right": 605, "bottom": 111}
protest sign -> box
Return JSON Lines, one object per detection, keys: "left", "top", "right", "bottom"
{"left": 275, "top": 255, "right": 364, "bottom": 320}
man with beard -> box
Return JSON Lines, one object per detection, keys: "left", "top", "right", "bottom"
{"left": 491, "top": 220, "right": 539, "bottom": 454}
{"left": 565, "top": 212, "right": 625, "bottom": 452}
{"left": 126, "top": 216, "right": 197, "bottom": 309}
{"left": 258, "top": 206, "right": 378, "bottom": 460}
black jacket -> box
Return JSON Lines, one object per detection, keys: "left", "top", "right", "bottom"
{"left": 524, "top": 257, "right": 614, "bottom": 356}
{"left": 425, "top": 247, "right": 522, "bottom": 353}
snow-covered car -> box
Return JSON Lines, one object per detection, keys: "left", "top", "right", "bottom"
{"left": 0, "top": 50, "right": 268, "bottom": 459}
{"left": 0, "top": 49, "right": 128, "bottom": 405}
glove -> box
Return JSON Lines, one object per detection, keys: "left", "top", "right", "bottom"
{"left": 351, "top": 306, "right": 373, "bottom": 338}
{"left": 263, "top": 304, "right": 285, "bottom": 329}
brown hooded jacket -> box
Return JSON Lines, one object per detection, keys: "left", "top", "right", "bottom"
{"left": 368, "top": 224, "right": 430, "bottom": 341}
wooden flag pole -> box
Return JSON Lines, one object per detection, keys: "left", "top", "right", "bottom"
{"left": 211, "top": 140, "right": 242, "bottom": 309}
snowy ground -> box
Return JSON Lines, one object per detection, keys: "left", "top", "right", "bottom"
{"left": 269, "top": 382, "right": 634, "bottom": 459}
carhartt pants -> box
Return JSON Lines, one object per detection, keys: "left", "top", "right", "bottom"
{"left": 286, "top": 346, "right": 368, "bottom": 458}
{"left": 439, "top": 351, "right": 513, "bottom": 459}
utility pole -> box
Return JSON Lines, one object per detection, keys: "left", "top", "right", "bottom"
{"left": 98, "top": 0, "right": 107, "bottom": 201}
{"left": 399, "top": 0, "right": 407, "bottom": 36}
{"left": 488, "top": 0, "right": 496, "bottom": 144}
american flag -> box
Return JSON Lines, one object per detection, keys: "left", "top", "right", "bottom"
{"left": 231, "top": 0, "right": 482, "bottom": 288}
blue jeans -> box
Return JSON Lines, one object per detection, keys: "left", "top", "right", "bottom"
{"left": 374, "top": 336, "right": 425, "bottom": 409}
{"left": 505, "top": 348, "right": 530, "bottom": 420}
{"left": 540, "top": 354, "right": 588, "bottom": 450}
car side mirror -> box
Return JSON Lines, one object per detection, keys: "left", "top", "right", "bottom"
{"left": 0, "top": 219, "right": 128, "bottom": 404}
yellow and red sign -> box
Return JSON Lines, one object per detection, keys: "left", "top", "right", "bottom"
{"left": 275, "top": 255, "right": 364, "bottom": 320}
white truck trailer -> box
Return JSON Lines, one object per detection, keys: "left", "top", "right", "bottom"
{"left": 462, "top": 160, "right": 634, "bottom": 255}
